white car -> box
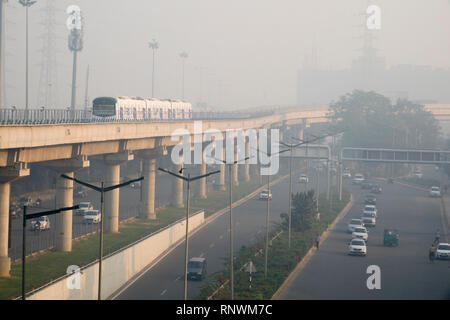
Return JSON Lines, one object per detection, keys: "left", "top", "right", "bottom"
{"left": 352, "top": 226, "right": 369, "bottom": 242}
{"left": 343, "top": 171, "right": 352, "bottom": 179}
{"left": 413, "top": 170, "right": 423, "bottom": 178}
{"left": 298, "top": 174, "right": 309, "bottom": 183}
{"left": 429, "top": 186, "right": 441, "bottom": 197}
{"left": 363, "top": 205, "right": 377, "bottom": 218}
{"left": 259, "top": 189, "right": 272, "bottom": 200}
{"left": 361, "top": 212, "right": 376, "bottom": 227}
{"left": 435, "top": 243, "right": 450, "bottom": 260}
{"left": 348, "top": 219, "right": 364, "bottom": 233}
{"left": 352, "top": 174, "right": 365, "bottom": 185}
{"left": 348, "top": 238, "right": 367, "bottom": 256}
{"left": 75, "top": 201, "right": 94, "bottom": 215}
{"left": 30, "top": 216, "right": 51, "bottom": 231}
{"left": 83, "top": 210, "right": 101, "bottom": 224}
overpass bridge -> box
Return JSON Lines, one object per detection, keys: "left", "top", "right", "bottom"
{"left": 0, "top": 103, "right": 448, "bottom": 278}
{"left": 0, "top": 107, "right": 328, "bottom": 277}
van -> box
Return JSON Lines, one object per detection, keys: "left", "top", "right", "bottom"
{"left": 187, "top": 257, "right": 207, "bottom": 280}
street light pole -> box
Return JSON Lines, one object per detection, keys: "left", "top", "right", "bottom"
{"left": 180, "top": 52, "right": 188, "bottom": 99}
{"left": 21, "top": 204, "right": 79, "bottom": 300}
{"left": 0, "top": 0, "right": 5, "bottom": 113}
{"left": 60, "top": 174, "right": 144, "bottom": 300}
{"left": 18, "top": 0, "right": 37, "bottom": 120}
{"left": 149, "top": 39, "right": 158, "bottom": 97}
{"left": 158, "top": 167, "right": 219, "bottom": 300}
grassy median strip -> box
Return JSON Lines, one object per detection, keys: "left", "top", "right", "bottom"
{"left": 196, "top": 189, "right": 350, "bottom": 300}
{"left": 398, "top": 176, "right": 440, "bottom": 189}
{"left": 0, "top": 172, "right": 284, "bottom": 300}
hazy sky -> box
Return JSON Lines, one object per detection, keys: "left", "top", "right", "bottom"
{"left": 3, "top": 0, "right": 450, "bottom": 110}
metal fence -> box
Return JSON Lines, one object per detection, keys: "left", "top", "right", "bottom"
{"left": 0, "top": 108, "right": 276, "bottom": 125}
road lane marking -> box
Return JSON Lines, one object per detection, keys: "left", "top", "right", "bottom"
{"left": 174, "top": 276, "right": 181, "bottom": 282}
{"left": 209, "top": 243, "right": 215, "bottom": 248}
{"left": 219, "top": 234, "right": 223, "bottom": 240}
{"left": 160, "top": 289, "right": 167, "bottom": 296}
{"left": 257, "top": 230, "right": 262, "bottom": 234}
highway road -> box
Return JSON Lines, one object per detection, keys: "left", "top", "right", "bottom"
{"left": 114, "top": 166, "right": 330, "bottom": 300}
{"left": 279, "top": 179, "right": 450, "bottom": 300}
{"left": 7, "top": 171, "right": 216, "bottom": 260}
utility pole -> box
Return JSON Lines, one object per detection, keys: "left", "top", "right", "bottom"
{"left": 84, "top": 65, "right": 89, "bottom": 116}
{"left": 0, "top": 0, "right": 5, "bottom": 113}
{"left": 158, "top": 167, "right": 219, "bottom": 300}
{"left": 180, "top": 52, "right": 188, "bottom": 99}
{"left": 18, "top": 0, "right": 37, "bottom": 120}
{"left": 149, "top": 39, "right": 158, "bottom": 97}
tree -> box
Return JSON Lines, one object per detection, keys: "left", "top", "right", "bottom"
{"left": 282, "top": 190, "right": 316, "bottom": 232}
{"left": 329, "top": 90, "right": 440, "bottom": 149}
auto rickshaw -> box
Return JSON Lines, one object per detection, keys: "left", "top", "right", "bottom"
{"left": 383, "top": 229, "right": 399, "bottom": 246}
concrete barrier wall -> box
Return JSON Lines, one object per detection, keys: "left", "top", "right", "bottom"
{"left": 26, "top": 211, "right": 205, "bottom": 300}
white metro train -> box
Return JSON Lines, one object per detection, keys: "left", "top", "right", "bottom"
{"left": 92, "top": 96, "right": 192, "bottom": 121}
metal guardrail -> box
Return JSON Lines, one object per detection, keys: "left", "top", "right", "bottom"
{"left": 0, "top": 109, "right": 276, "bottom": 125}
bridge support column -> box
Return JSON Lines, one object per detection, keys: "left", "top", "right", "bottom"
{"left": 93, "top": 152, "right": 134, "bottom": 233}
{"left": 0, "top": 164, "right": 30, "bottom": 277}
{"left": 172, "top": 160, "right": 184, "bottom": 208}
{"left": 136, "top": 148, "right": 167, "bottom": 220}
{"left": 233, "top": 143, "right": 239, "bottom": 186}
{"left": 198, "top": 152, "right": 207, "bottom": 199}
{"left": 244, "top": 138, "right": 250, "bottom": 182}
{"left": 45, "top": 156, "right": 89, "bottom": 252}
{"left": 217, "top": 145, "right": 226, "bottom": 191}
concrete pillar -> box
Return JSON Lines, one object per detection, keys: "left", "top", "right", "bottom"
{"left": 0, "top": 182, "right": 11, "bottom": 278}
{"left": 299, "top": 125, "right": 304, "bottom": 142}
{"left": 55, "top": 173, "right": 74, "bottom": 252}
{"left": 172, "top": 161, "right": 184, "bottom": 208}
{"left": 218, "top": 145, "right": 226, "bottom": 191}
{"left": 141, "top": 158, "right": 157, "bottom": 219}
{"left": 92, "top": 152, "right": 133, "bottom": 233}
{"left": 45, "top": 156, "right": 89, "bottom": 251}
{"left": 233, "top": 143, "right": 239, "bottom": 186}
{"left": 105, "top": 163, "right": 120, "bottom": 233}
{"left": 199, "top": 152, "right": 207, "bottom": 199}
{"left": 136, "top": 148, "right": 167, "bottom": 220}
{"left": 0, "top": 164, "right": 30, "bottom": 277}
{"left": 244, "top": 138, "right": 250, "bottom": 182}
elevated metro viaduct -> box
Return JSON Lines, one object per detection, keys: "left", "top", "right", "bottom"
{"left": 0, "top": 108, "right": 328, "bottom": 277}
{"left": 1, "top": 103, "right": 449, "bottom": 277}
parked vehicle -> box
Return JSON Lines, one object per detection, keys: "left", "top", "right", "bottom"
{"left": 30, "top": 216, "right": 51, "bottom": 231}
{"left": 75, "top": 202, "right": 94, "bottom": 215}
{"left": 429, "top": 186, "right": 441, "bottom": 197}
{"left": 383, "top": 229, "right": 399, "bottom": 246}
{"left": 413, "top": 170, "right": 423, "bottom": 178}
{"left": 348, "top": 239, "right": 367, "bottom": 256}
{"left": 298, "top": 174, "right": 309, "bottom": 183}
{"left": 83, "top": 210, "right": 101, "bottom": 224}
{"left": 35, "top": 198, "right": 42, "bottom": 207}
{"left": 259, "top": 189, "right": 272, "bottom": 200}
{"left": 130, "top": 181, "right": 141, "bottom": 188}
{"left": 10, "top": 205, "right": 21, "bottom": 219}
{"left": 352, "top": 226, "right": 369, "bottom": 242}
{"left": 361, "top": 212, "right": 376, "bottom": 227}
{"left": 363, "top": 205, "right": 377, "bottom": 218}
{"left": 187, "top": 257, "right": 207, "bottom": 280}
{"left": 352, "top": 174, "right": 364, "bottom": 185}
{"left": 343, "top": 168, "right": 352, "bottom": 178}
{"left": 348, "top": 219, "right": 364, "bottom": 233}
{"left": 435, "top": 243, "right": 450, "bottom": 260}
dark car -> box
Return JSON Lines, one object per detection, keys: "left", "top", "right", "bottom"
{"left": 384, "top": 229, "right": 399, "bottom": 246}
{"left": 187, "top": 257, "right": 207, "bottom": 280}
{"left": 364, "top": 195, "right": 376, "bottom": 205}
{"left": 361, "top": 182, "right": 373, "bottom": 190}
{"left": 370, "top": 184, "right": 382, "bottom": 194}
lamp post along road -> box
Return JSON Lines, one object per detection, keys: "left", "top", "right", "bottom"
{"left": 18, "top": 0, "right": 37, "bottom": 119}
{"left": 180, "top": 52, "right": 188, "bottom": 99}
{"left": 158, "top": 167, "right": 219, "bottom": 300}
{"left": 60, "top": 174, "right": 144, "bottom": 300}
{"left": 21, "top": 204, "right": 79, "bottom": 300}
{"left": 149, "top": 39, "right": 158, "bottom": 97}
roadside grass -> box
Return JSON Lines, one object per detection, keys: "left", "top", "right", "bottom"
{"left": 196, "top": 188, "right": 350, "bottom": 300}
{"left": 0, "top": 171, "right": 289, "bottom": 300}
